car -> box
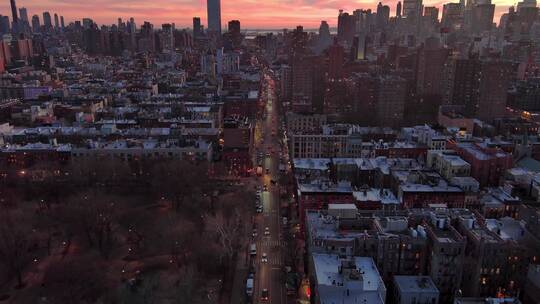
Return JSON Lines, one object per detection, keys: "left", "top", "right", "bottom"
{"left": 256, "top": 206, "right": 263, "bottom": 213}
{"left": 265, "top": 152, "right": 271, "bottom": 157}
{"left": 261, "top": 253, "right": 268, "bottom": 263}
{"left": 260, "top": 289, "right": 269, "bottom": 301}
{"left": 264, "top": 227, "right": 270, "bottom": 235}
{"left": 263, "top": 184, "right": 268, "bottom": 191}
{"left": 270, "top": 179, "right": 277, "bottom": 185}
{"left": 252, "top": 229, "right": 258, "bottom": 237}
{"left": 265, "top": 168, "right": 270, "bottom": 174}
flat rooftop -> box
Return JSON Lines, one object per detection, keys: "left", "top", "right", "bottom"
{"left": 313, "top": 253, "right": 385, "bottom": 294}
{"left": 394, "top": 275, "right": 439, "bottom": 294}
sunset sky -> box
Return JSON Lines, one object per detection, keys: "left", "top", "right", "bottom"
{"left": 1, "top": 0, "right": 512, "bottom": 29}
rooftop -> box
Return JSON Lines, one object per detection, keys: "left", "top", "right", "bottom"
{"left": 298, "top": 181, "right": 353, "bottom": 194}
{"left": 394, "top": 276, "right": 439, "bottom": 294}
{"left": 485, "top": 217, "right": 527, "bottom": 241}
{"left": 400, "top": 183, "right": 463, "bottom": 193}
{"left": 353, "top": 188, "right": 399, "bottom": 205}
{"left": 293, "top": 158, "right": 331, "bottom": 170}
{"left": 312, "top": 253, "right": 385, "bottom": 304}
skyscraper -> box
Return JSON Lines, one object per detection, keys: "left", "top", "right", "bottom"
{"left": 424, "top": 6, "right": 439, "bottom": 24}
{"left": 43, "top": 12, "right": 52, "bottom": 31}
{"left": 442, "top": 3, "right": 463, "bottom": 31}
{"left": 207, "top": 0, "right": 221, "bottom": 34}
{"left": 443, "top": 57, "right": 480, "bottom": 116}
{"left": 327, "top": 39, "right": 344, "bottom": 79}
{"left": 376, "top": 2, "right": 390, "bottom": 29}
{"left": 18, "top": 7, "right": 28, "bottom": 23}
{"left": 477, "top": 60, "right": 514, "bottom": 121}
{"left": 403, "top": 0, "right": 423, "bottom": 19}
{"left": 397, "top": 1, "right": 402, "bottom": 17}
{"left": 471, "top": 2, "right": 495, "bottom": 33}
{"left": 10, "top": 0, "right": 18, "bottom": 25}
{"left": 54, "top": 13, "right": 59, "bottom": 30}
{"left": 139, "top": 21, "right": 155, "bottom": 52}
{"left": 228, "top": 20, "right": 240, "bottom": 35}
{"left": 416, "top": 44, "right": 450, "bottom": 96}
{"left": 193, "top": 17, "right": 201, "bottom": 38}
{"left": 31, "top": 14, "right": 40, "bottom": 33}
{"left": 17, "top": 7, "right": 28, "bottom": 33}
{"left": 10, "top": 0, "right": 18, "bottom": 32}
{"left": 60, "top": 16, "right": 65, "bottom": 30}
{"left": 161, "top": 23, "right": 174, "bottom": 52}
{"left": 0, "top": 16, "right": 10, "bottom": 34}
{"left": 225, "top": 20, "right": 241, "bottom": 48}
{"left": 129, "top": 17, "right": 136, "bottom": 31}
{"left": 337, "top": 10, "right": 355, "bottom": 45}
{"left": 317, "top": 21, "right": 332, "bottom": 51}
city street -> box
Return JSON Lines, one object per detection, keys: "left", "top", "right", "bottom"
{"left": 251, "top": 71, "right": 286, "bottom": 304}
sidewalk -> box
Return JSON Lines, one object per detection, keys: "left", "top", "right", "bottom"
{"left": 229, "top": 252, "right": 249, "bottom": 304}
{"left": 229, "top": 210, "right": 253, "bottom": 304}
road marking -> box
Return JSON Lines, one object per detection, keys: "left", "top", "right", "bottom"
{"left": 257, "top": 240, "right": 285, "bottom": 247}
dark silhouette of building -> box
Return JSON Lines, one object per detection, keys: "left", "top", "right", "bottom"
{"left": 10, "top": 0, "right": 18, "bottom": 30}
{"left": 207, "top": 0, "right": 221, "bottom": 34}
{"left": 337, "top": 10, "right": 355, "bottom": 45}
{"left": 31, "top": 14, "right": 39, "bottom": 33}
{"left": 327, "top": 39, "right": 344, "bottom": 80}
{"left": 193, "top": 17, "right": 201, "bottom": 38}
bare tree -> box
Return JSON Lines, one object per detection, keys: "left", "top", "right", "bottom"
{"left": 42, "top": 257, "right": 106, "bottom": 304}
{"left": 205, "top": 210, "right": 241, "bottom": 264}
{"left": 57, "top": 191, "right": 119, "bottom": 259}
{"left": 117, "top": 273, "right": 160, "bottom": 304}
{"left": 150, "top": 160, "right": 213, "bottom": 215}
{"left": 174, "top": 265, "right": 196, "bottom": 303}
{"left": 0, "top": 188, "right": 21, "bottom": 210}
{"left": 0, "top": 213, "right": 32, "bottom": 288}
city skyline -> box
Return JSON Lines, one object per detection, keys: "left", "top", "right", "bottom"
{"left": 0, "top": 0, "right": 513, "bottom": 29}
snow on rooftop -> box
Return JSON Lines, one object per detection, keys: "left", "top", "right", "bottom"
{"left": 485, "top": 217, "right": 526, "bottom": 241}
{"left": 394, "top": 276, "right": 439, "bottom": 294}
{"left": 313, "top": 254, "right": 385, "bottom": 304}
{"left": 353, "top": 189, "right": 399, "bottom": 204}
{"left": 293, "top": 158, "right": 331, "bottom": 170}
{"left": 400, "top": 183, "right": 463, "bottom": 193}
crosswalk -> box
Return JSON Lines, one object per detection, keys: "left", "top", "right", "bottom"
{"left": 258, "top": 255, "right": 281, "bottom": 266}
{"left": 256, "top": 240, "right": 285, "bottom": 248}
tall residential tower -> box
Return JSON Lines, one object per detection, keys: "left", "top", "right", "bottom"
{"left": 207, "top": 0, "right": 222, "bottom": 34}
